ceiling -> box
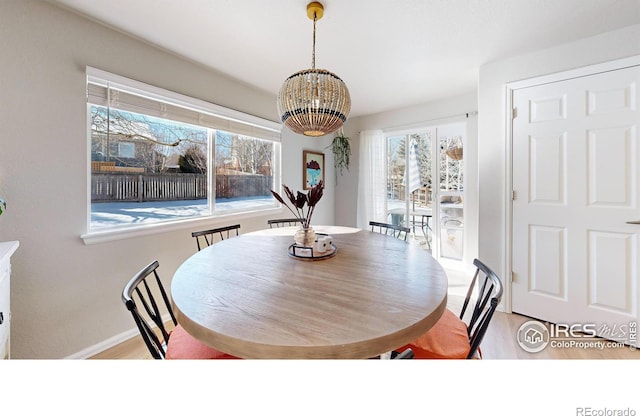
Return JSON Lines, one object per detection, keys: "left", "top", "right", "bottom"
{"left": 50, "top": 0, "right": 639, "bottom": 118}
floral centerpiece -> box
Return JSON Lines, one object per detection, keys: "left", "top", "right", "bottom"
{"left": 271, "top": 180, "right": 324, "bottom": 247}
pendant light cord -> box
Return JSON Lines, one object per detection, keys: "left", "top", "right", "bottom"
{"left": 311, "top": 13, "right": 317, "bottom": 70}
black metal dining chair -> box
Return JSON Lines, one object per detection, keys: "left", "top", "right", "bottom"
{"left": 121, "top": 260, "right": 238, "bottom": 359}
{"left": 395, "top": 258, "right": 503, "bottom": 359}
{"left": 267, "top": 218, "right": 303, "bottom": 228}
{"left": 369, "top": 221, "right": 410, "bottom": 241}
{"left": 191, "top": 224, "right": 241, "bottom": 251}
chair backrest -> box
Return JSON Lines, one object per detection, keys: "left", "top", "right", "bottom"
{"left": 267, "top": 218, "right": 303, "bottom": 228}
{"left": 121, "top": 260, "right": 176, "bottom": 359}
{"left": 459, "top": 258, "right": 504, "bottom": 358}
{"left": 191, "top": 224, "right": 241, "bottom": 251}
{"left": 369, "top": 221, "right": 410, "bottom": 241}
{"left": 392, "top": 348, "right": 414, "bottom": 359}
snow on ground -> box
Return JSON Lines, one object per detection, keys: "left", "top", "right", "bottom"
{"left": 90, "top": 197, "right": 274, "bottom": 229}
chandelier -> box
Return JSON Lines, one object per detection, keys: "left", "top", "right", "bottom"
{"left": 277, "top": 2, "right": 351, "bottom": 137}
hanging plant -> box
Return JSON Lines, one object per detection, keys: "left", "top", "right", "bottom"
{"left": 327, "top": 129, "right": 351, "bottom": 183}
{"left": 445, "top": 136, "right": 463, "bottom": 160}
{"left": 446, "top": 147, "right": 463, "bottom": 160}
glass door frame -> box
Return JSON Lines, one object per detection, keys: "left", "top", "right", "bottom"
{"left": 384, "top": 121, "right": 466, "bottom": 263}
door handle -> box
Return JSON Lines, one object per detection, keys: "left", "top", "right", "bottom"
{"left": 626, "top": 221, "right": 640, "bottom": 224}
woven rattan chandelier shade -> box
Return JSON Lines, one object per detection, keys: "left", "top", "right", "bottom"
{"left": 277, "top": 2, "right": 351, "bottom": 137}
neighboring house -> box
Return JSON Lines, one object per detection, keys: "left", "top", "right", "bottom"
{"left": 91, "top": 132, "right": 158, "bottom": 173}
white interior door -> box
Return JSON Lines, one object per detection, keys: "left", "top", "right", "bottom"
{"left": 511, "top": 64, "right": 640, "bottom": 345}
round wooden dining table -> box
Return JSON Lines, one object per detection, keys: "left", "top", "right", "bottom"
{"left": 171, "top": 225, "right": 448, "bottom": 359}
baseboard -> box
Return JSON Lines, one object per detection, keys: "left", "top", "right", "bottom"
{"left": 65, "top": 312, "right": 173, "bottom": 359}
{"left": 64, "top": 327, "right": 140, "bottom": 359}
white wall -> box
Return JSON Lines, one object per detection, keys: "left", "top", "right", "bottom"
{"left": 477, "top": 24, "right": 640, "bottom": 287}
{"left": 0, "top": 0, "right": 334, "bottom": 358}
{"left": 338, "top": 93, "right": 479, "bottom": 265}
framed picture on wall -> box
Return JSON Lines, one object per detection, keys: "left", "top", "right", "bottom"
{"left": 303, "top": 150, "right": 325, "bottom": 189}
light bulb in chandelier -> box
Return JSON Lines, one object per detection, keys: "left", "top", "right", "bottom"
{"left": 277, "top": 2, "right": 351, "bottom": 137}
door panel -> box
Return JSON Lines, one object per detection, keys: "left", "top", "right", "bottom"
{"left": 529, "top": 225, "right": 567, "bottom": 299}
{"left": 588, "top": 126, "right": 635, "bottom": 206}
{"left": 530, "top": 133, "right": 566, "bottom": 204}
{"left": 588, "top": 231, "right": 635, "bottom": 314}
{"left": 512, "top": 64, "right": 640, "bottom": 346}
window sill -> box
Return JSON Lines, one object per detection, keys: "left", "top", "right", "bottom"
{"left": 81, "top": 207, "right": 283, "bottom": 245}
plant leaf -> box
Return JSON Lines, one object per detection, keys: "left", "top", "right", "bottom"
{"left": 270, "top": 190, "right": 286, "bottom": 205}
{"left": 271, "top": 187, "right": 303, "bottom": 221}
{"left": 295, "top": 191, "right": 307, "bottom": 209}
{"left": 283, "top": 185, "right": 297, "bottom": 206}
{"left": 307, "top": 180, "right": 324, "bottom": 207}
{"left": 271, "top": 183, "right": 323, "bottom": 227}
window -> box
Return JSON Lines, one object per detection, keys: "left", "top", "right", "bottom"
{"left": 117, "top": 142, "right": 135, "bottom": 159}
{"left": 85, "top": 67, "right": 281, "bottom": 236}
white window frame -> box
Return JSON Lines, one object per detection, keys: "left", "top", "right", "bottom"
{"left": 81, "top": 67, "right": 282, "bottom": 244}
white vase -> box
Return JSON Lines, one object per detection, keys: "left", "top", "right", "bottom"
{"left": 293, "top": 227, "right": 316, "bottom": 248}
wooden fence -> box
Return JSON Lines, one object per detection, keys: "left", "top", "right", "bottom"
{"left": 215, "top": 174, "right": 272, "bottom": 199}
{"left": 91, "top": 172, "right": 272, "bottom": 202}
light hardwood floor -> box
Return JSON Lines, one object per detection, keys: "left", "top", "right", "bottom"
{"left": 89, "top": 310, "right": 639, "bottom": 359}
{"left": 91, "top": 266, "right": 640, "bottom": 360}
{"left": 90, "top": 334, "right": 153, "bottom": 359}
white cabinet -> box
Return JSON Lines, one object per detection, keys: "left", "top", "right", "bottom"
{"left": 0, "top": 241, "right": 19, "bottom": 359}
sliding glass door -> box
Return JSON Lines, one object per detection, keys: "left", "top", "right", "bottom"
{"left": 385, "top": 122, "right": 465, "bottom": 261}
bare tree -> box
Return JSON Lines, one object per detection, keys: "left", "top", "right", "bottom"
{"left": 215, "top": 133, "right": 272, "bottom": 175}
{"left": 90, "top": 106, "right": 207, "bottom": 172}
{"left": 386, "top": 132, "right": 466, "bottom": 199}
